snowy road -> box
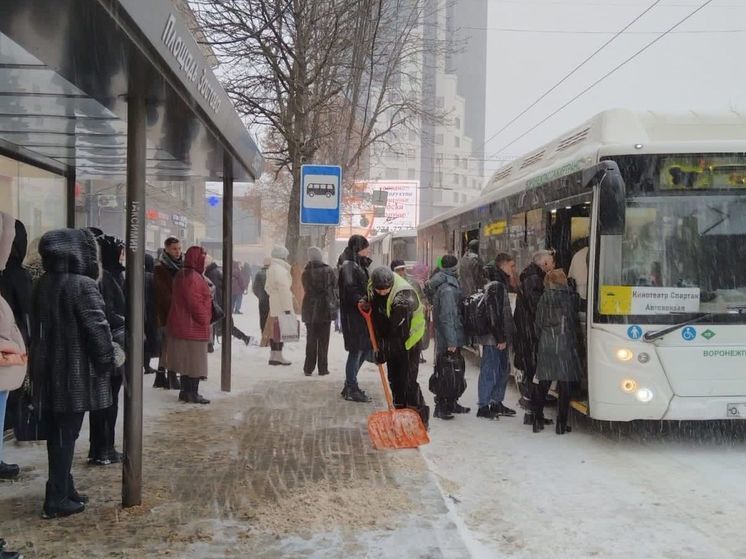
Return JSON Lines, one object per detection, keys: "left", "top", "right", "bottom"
{"left": 418, "top": 347, "right": 746, "bottom": 559}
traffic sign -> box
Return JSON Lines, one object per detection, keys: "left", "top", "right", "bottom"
{"left": 300, "top": 165, "right": 341, "bottom": 225}
{"left": 627, "top": 325, "right": 643, "bottom": 340}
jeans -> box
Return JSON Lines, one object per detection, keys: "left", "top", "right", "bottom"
{"left": 232, "top": 293, "right": 243, "bottom": 313}
{"left": 0, "top": 390, "right": 7, "bottom": 461}
{"left": 345, "top": 350, "right": 367, "bottom": 387}
{"left": 304, "top": 322, "right": 331, "bottom": 374}
{"left": 46, "top": 411, "right": 85, "bottom": 504}
{"left": 477, "top": 345, "right": 510, "bottom": 407}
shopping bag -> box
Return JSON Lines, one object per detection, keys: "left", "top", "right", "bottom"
{"left": 278, "top": 313, "right": 300, "bottom": 342}
{"left": 13, "top": 376, "right": 49, "bottom": 441}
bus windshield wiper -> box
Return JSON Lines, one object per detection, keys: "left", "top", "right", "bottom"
{"left": 642, "top": 313, "right": 714, "bottom": 342}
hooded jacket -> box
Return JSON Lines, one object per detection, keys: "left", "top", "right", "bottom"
{"left": 0, "top": 213, "right": 27, "bottom": 391}
{"left": 144, "top": 253, "right": 160, "bottom": 357}
{"left": 338, "top": 246, "right": 373, "bottom": 352}
{"left": 97, "top": 235, "right": 126, "bottom": 350}
{"left": 30, "top": 228, "right": 115, "bottom": 413}
{"left": 167, "top": 247, "right": 212, "bottom": 341}
{"left": 535, "top": 285, "right": 582, "bottom": 382}
{"left": 0, "top": 219, "right": 32, "bottom": 345}
{"left": 301, "top": 260, "right": 338, "bottom": 324}
{"left": 513, "top": 262, "right": 546, "bottom": 373}
{"left": 430, "top": 266, "right": 467, "bottom": 351}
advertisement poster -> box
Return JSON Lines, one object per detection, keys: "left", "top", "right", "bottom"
{"left": 336, "top": 180, "right": 419, "bottom": 240}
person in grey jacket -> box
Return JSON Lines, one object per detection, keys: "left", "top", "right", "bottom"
{"left": 429, "top": 255, "right": 469, "bottom": 419}
{"left": 457, "top": 239, "right": 487, "bottom": 298}
{"left": 531, "top": 269, "right": 581, "bottom": 435}
{"left": 475, "top": 253, "right": 517, "bottom": 420}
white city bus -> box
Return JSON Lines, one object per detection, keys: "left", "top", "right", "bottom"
{"left": 418, "top": 109, "right": 746, "bottom": 421}
{"left": 369, "top": 229, "right": 418, "bottom": 271}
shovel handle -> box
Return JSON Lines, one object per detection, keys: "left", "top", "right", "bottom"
{"left": 358, "top": 301, "right": 394, "bottom": 411}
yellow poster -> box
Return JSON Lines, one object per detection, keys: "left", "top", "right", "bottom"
{"left": 599, "top": 285, "right": 632, "bottom": 315}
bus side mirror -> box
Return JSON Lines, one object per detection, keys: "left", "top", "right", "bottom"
{"left": 584, "top": 161, "right": 626, "bottom": 235}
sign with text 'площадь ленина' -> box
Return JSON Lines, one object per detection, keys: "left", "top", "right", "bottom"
{"left": 300, "top": 165, "right": 341, "bottom": 226}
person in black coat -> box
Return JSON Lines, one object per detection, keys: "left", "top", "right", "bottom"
{"left": 204, "top": 258, "right": 251, "bottom": 348}
{"left": 144, "top": 253, "right": 160, "bottom": 373}
{"left": 252, "top": 258, "right": 271, "bottom": 333}
{"left": 338, "top": 235, "right": 373, "bottom": 403}
{"left": 31, "top": 228, "right": 121, "bottom": 519}
{"left": 301, "top": 247, "right": 338, "bottom": 376}
{"left": 513, "top": 249, "right": 555, "bottom": 413}
{"left": 531, "top": 270, "right": 582, "bottom": 435}
{"left": 0, "top": 219, "right": 32, "bottom": 435}
{"left": 88, "top": 234, "right": 126, "bottom": 466}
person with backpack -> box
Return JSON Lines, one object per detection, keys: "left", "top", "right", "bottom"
{"left": 367, "top": 267, "right": 429, "bottom": 427}
{"left": 474, "top": 254, "right": 516, "bottom": 420}
{"left": 428, "top": 255, "right": 469, "bottom": 420}
{"left": 458, "top": 239, "right": 487, "bottom": 298}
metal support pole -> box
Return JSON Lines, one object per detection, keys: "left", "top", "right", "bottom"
{"left": 65, "top": 168, "right": 76, "bottom": 228}
{"left": 122, "top": 62, "right": 146, "bottom": 508}
{"left": 221, "top": 151, "right": 234, "bottom": 393}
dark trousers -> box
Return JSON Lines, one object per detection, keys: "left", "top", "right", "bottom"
{"left": 304, "top": 321, "right": 331, "bottom": 374}
{"left": 46, "top": 411, "right": 85, "bottom": 503}
{"left": 387, "top": 344, "right": 429, "bottom": 427}
{"left": 532, "top": 380, "right": 573, "bottom": 424}
{"left": 89, "top": 374, "right": 122, "bottom": 457}
{"left": 213, "top": 322, "right": 249, "bottom": 342}
{"left": 259, "top": 299, "right": 269, "bottom": 333}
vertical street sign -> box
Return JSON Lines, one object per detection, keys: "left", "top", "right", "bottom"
{"left": 300, "top": 165, "right": 341, "bottom": 225}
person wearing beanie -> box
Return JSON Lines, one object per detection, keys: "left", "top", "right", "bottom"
{"left": 252, "top": 257, "right": 271, "bottom": 333}
{"left": 367, "top": 266, "right": 430, "bottom": 426}
{"left": 429, "top": 254, "right": 470, "bottom": 420}
{"left": 391, "top": 259, "right": 430, "bottom": 363}
{"left": 262, "top": 246, "right": 295, "bottom": 366}
{"left": 301, "top": 247, "right": 337, "bottom": 376}
{"left": 458, "top": 238, "right": 487, "bottom": 298}
{"left": 338, "top": 235, "right": 373, "bottom": 402}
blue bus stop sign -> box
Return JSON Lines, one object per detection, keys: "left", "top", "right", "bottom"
{"left": 300, "top": 165, "right": 341, "bottom": 226}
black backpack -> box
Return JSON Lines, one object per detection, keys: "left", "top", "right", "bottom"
{"left": 462, "top": 289, "right": 491, "bottom": 337}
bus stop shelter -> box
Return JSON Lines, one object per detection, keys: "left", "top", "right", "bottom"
{"left": 0, "top": 0, "right": 262, "bottom": 506}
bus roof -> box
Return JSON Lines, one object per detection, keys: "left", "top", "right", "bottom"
{"left": 419, "top": 109, "right": 746, "bottom": 230}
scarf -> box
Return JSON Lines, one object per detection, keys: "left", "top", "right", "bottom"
{"left": 158, "top": 250, "right": 183, "bottom": 275}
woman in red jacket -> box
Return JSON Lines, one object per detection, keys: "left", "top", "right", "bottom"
{"left": 167, "top": 246, "right": 212, "bottom": 404}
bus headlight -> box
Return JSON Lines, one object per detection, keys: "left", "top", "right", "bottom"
{"left": 638, "top": 352, "right": 650, "bottom": 364}
{"left": 616, "top": 348, "right": 634, "bottom": 362}
{"left": 621, "top": 379, "right": 637, "bottom": 393}
{"left": 635, "top": 388, "right": 654, "bottom": 403}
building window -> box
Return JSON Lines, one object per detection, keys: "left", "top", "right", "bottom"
{"left": 436, "top": 96, "right": 445, "bottom": 108}
{"left": 435, "top": 134, "right": 444, "bottom": 145}
{"left": 455, "top": 136, "right": 461, "bottom": 148}
{"left": 409, "top": 129, "right": 418, "bottom": 142}
{"left": 407, "top": 168, "right": 416, "bottom": 180}
{"left": 385, "top": 167, "right": 400, "bottom": 180}
{"left": 454, "top": 117, "right": 461, "bottom": 130}
{"left": 407, "top": 147, "right": 416, "bottom": 159}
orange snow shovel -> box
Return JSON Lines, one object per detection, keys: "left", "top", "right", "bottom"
{"left": 358, "top": 302, "right": 430, "bottom": 450}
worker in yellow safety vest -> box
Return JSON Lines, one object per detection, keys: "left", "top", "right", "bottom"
{"left": 367, "top": 267, "right": 429, "bottom": 427}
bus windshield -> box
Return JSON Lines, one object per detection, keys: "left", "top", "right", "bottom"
{"left": 597, "top": 158, "right": 746, "bottom": 322}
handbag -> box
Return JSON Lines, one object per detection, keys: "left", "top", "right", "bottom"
{"left": 14, "top": 375, "right": 50, "bottom": 441}
{"left": 277, "top": 312, "right": 300, "bottom": 343}
{"left": 428, "top": 350, "right": 466, "bottom": 400}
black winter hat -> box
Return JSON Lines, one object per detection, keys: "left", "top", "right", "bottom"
{"left": 370, "top": 266, "right": 395, "bottom": 290}
{"left": 348, "top": 234, "right": 369, "bottom": 253}
{"left": 441, "top": 255, "right": 458, "bottom": 269}
{"left": 390, "top": 259, "right": 406, "bottom": 271}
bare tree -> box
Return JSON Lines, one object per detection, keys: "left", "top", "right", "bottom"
{"left": 192, "top": 0, "right": 449, "bottom": 263}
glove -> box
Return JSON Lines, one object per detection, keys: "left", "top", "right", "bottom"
{"left": 374, "top": 350, "right": 386, "bottom": 364}
{"left": 358, "top": 299, "right": 371, "bottom": 313}
{"left": 284, "top": 310, "right": 291, "bottom": 315}
{"left": 113, "top": 342, "right": 126, "bottom": 368}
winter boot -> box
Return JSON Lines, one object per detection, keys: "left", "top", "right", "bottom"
{"left": 345, "top": 385, "right": 371, "bottom": 403}
{"left": 178, "top": 376, "right": 191, "bottom": 402}
{"left": 0, "top": 462, "right": 20, "bottom": 480}
{"left": 153, "top": 369, "right": 168, "bottom": 389}
{"left": 68, "top": 474, "right": 89, "bottom": 504}
{"left": 523, "top": 412, "right": 534, "bottom": 425}
{"left": 191, "top": 379, "right": 210, "bottom": 405}
{"left": 43, "top": 483, "right": 85, "bottom": 519}
{"left": 477, "top": 406, "right": 498, "bottom": 420}
{"left": 340, "top": 384, "right": 350, "bottom": 398}
{"left": 0, "top": 539, "right": 21, "bottom": 559}
{"left": 452, "top": 402, "right": 471, "bottom": 414}
{"left": 434, "top": 403, "right": 454, "bottom": 420}
{"left": 268, "top": 351, "right": 283, "bottom": 365}
{"left": 240, "top": 333, "right": 252, "bottom": 346}
{"left": 167, "top": 371, "right": 181, "bottom": 390}
{"left": 491, "top": 402, "right": 516, "bottom": 417}
{"left": 532, "top": 414, "right": 545, "bottom": 433}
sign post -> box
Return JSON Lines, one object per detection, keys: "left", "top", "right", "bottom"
{"left": 300, "top": 165, "right": 342, "bottom": 226}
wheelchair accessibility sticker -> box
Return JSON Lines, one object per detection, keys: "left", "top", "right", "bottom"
{"left": 681, "top": 326, "right": 697, "bottom": 341}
